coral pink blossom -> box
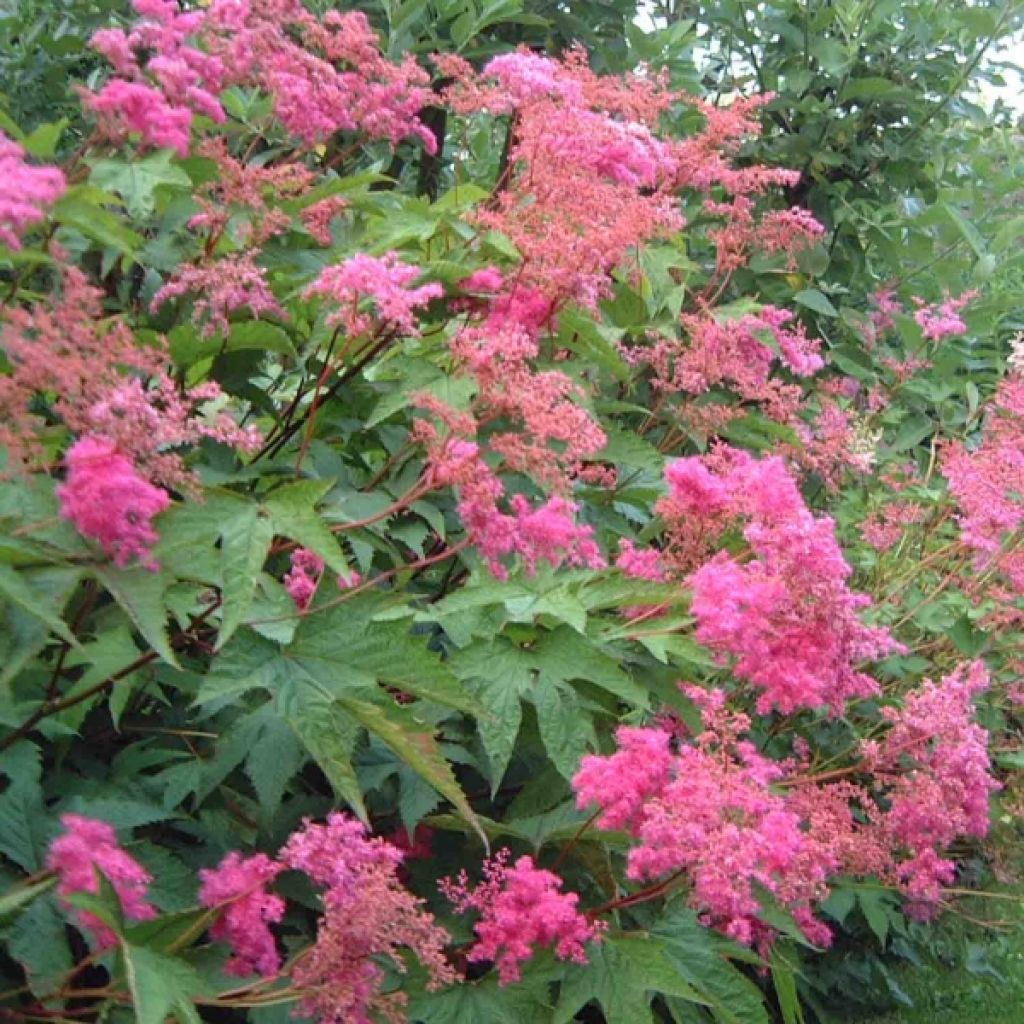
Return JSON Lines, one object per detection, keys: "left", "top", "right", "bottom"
{"left": 442, "top": 850, "right": 602, "bottom": 984}
{"left": 199, "top": 852, "right": 284, "bottom": 977}
{"left": 867, "top": 662, "right": 999, "bottom": 906}
{"left": 284, "top": 548, "right": 325, "bottom": 611}
{"left": 0, "top": 132, "right": 66, "bottom": 250}
{"left": 47, "top": 814, "right": 156, "bottom": 949}
{"left": 615, "top": 539, "right": 666, "bottom": 581}
{"left": 912, "top": 291, "right": 976, "bottom": 342}
{"left": 943, "top": 372, "right": 1024, "bottom": 588}
{"left": 574, "top": 695, "right": 833, "bottom": 951}
{"left": 280, "top": 814, "right": 454, "bottom": 1024}
{"left": 662, "top": 450, "right": 899, "bottom": 713}
{"left": 151, "top": 253, "right": 285, "bottom": 338}
{"left": 303, "top": 252, "right": 441, "bottom": 337}
{"left": 57, "top": 437, "right": 170, "bottom": 570}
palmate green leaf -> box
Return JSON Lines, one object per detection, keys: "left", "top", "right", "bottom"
{"left": 95, "top": 564, "right": 180, "bottom": 667}
{"left": 554, "top": 934, "right": 709, "bottom": 1024}
{"left": 530, "top": 676, "right": 589, "bottom": 783}
{"left": 122, "top": 943, "right": 206, "bottom": 1024}
{"left": 652, "top": 910, "right": 770, "bottom": 1024}
{"left": 244, "top": 710, "right": 306, "bottom": 819}
{"left": 277, "top": 679, "right": 366, "bottom": 818}
{"left": 457, "top": 643, "right": 530, "bottom": 792}
{"left": 89, "top": 150, "right": 192, "bottom": 219}
{"left": 338, "top": 695, "right": 486, "bottom": 847}
{"left": 409, "top": 974, "right": 551, "bottom": 1023}
{"left": 216, "top": 502, "right": 275, "bottom": 649}
{"left": 7, "top": 893, "right": 74, "bottom": 997}
{"left": 288, "top": 603, "right": 481, "bottom": 713}
{"left": 0, "top": 563, "right": 78, "bottom": 647}
{"left": 265, "top": 480, "right": 352, "bottom": 579}
{"left": 0, "top": 565, "right": 83, "bottom": 689}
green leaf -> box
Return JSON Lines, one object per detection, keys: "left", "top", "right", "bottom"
{"left": 95, "top": 565, "right": 180, "bottom": 668}
{"left": 0, "top": 875, "right": 55, "bottom": 923}
{"left": 338, "top": 695, "right": 486, "bottom": 846}
{"left": 265, "top": 480, "right": 351, "bottom": 579}
{"left": 409, "top": 974, "right": 551, "bottom": 1023}
{"left": 0, "top": 563, "right": 78, "bottom": 646}
{"left": 122, "top": 943, "right": 205, "bottom": 1024}
{"left": 654, "top": 910, "right": 770, "bottom": 1024}
{"left": 90, "top": 151, "right": 191, "bottom": 219}
{"left": 889, "top": 413, "right": 933, "bottom": 452}
{"left": 288, "top": 603, "right": 480, "bottom": 713}
{"left": 223, "top": 321, "right": 298, "bottom": 359}
{"left": 555, "top": 934, "right": 707, "bottom": 1024}
{"left": 771, "top": 949, "right": 806, "bottom": 1024}
{"left": 52, "top": 188, "right": 143, "bottom": 256}
{"left": 244, "top": 711, "right": 306, "bottom": 818}
{"left": 0, "top": 565, "right": 83, "bottom": 690}
{"left": 277, "top": 683, "right": 366, "bottom": 819}
{"left": 530, "top": 676, "right": 588, "bottom": 783}
{"left": 216, "top": 503, "right": 275, "bottom": 649}
{"left": 857, "top": 889, "right": 895, "bottom": 947}
{"left": 793, "top": 289, "right": 838, "bottom": 317}
{"left": 453, "top": 639, "right": 532, "bottom": 791}
{"left": 7, "top": 894, "right": 74, "bottom": 997}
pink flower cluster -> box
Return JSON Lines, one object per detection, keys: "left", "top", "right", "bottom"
{"left": 574, "top": 693, "right": 832, "bottom": 950}
{"left": 442, "top": 849, "right": 602, "bottom": 984}
{"left": 0, "top": 131, "right": 66, "bottom": 250}
{"left": 627, "top": 304, "right": 822, "bottom": 427}
{"left": 1, "top": 266, "right": 259, "bottom": 485}
{"left": 46, "top": 814, "right": 156, "bottom": 949}
{"left": 913, "top": 291, "right": 976, "bottom": 342}
{"left": 864, "top": 662, "right": 999, "bottom": 906}
{"left": 439, "top": 49, "right": 681, "bottom": 308}
{"left": 661, "top": 449, "right": 899, "bottom": 713}
{"left": 47, "top": 812, "right": 453, "bottom": 1019}
{"left": 204, "top": 1, "right": 435, "bottom": 151}
{"left": 86, "top": 1, "right": 435, "bottom": 157}
{"left": 57, "top": 437, "right": 170, "bottom": 570}
{"left": 283, "top": 548, "right": 361, "bottom": 611}
{"left": 284, "top": 547, "right": 325, "bottom": 611}
{"left": 304, "top": 252, "right": 442, "bottom": 337}
{"left": 280, "top": 813, "right": 455, "bottom": 1023}
{"left": 574, "top": 666, "right": 998, "bottom": 948}
{"left": 87, "top": 0, "right": 226, "bottom": 155}
{"left": 452, "top": 460, "right": 604, "bottom": 580}
{"left": 151, "top": 252, "right": 285, "bottom": 338}
{"left": 943, "top": 371, "right": 1024, "bottom": 588}
{"left": 199, "top": 852, "right": 284, "bottom": 977}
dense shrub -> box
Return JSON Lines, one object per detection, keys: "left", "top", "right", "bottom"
{"left": 0, "top": 2, "right": 1021, "bottom": 1022}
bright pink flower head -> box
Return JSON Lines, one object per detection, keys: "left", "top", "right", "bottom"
{"left": 574, "top": 725, "right": 674, "bottom": 831}
{"left": 57, "top": 437, "right": 170, "bottom": 570}
{"left": 0, "top": 132, "right": 66, "bottom": 251}
{"left": 199, "top": 852, "right": 285, "bottom": 977}
{"left": 442, "top": 850, "right": 602, "bottom": 984}
{"left": 281, "top": 814, "right": 453, "bottom": 1022}
{"left": 615, "top": 539, "right": 665, "bottom": 581}
{"left": 303, "top": 252, "right": 442, "bottom": 337}
{"left": 46, "top": 814, "right": 156, "bottom": 949}
{"left": 912, "top": 290, "right": 976, "bottom": 342}
{"left": 284, "top": 547, "right": 325, "bottom": 611}
{"left": 85, "top": 80, "right": 194, "bottom": 155}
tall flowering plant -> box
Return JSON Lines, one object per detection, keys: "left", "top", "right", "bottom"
{"left": 0, "top": 2, "right": 1019, "bottom": 1022}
